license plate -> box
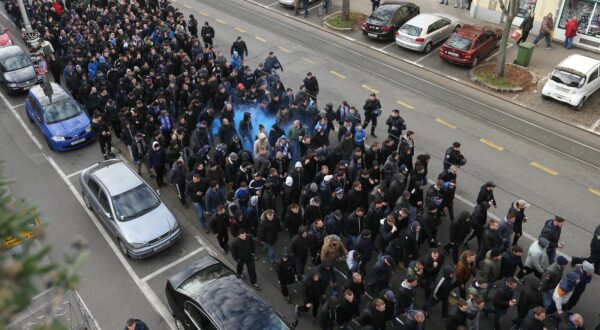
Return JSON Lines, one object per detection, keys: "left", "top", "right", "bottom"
{"left": 153, "top": 240, "right": 170, "bottom": 252}
{"left": 447, "top": 51, "right": 459, "bottom": 57}
{"left": 368, "top": 33, "right": 378, "bottom": 38}
{"left": 402, "top": 36, "right": 412, "bottom": 42}
{"left": 71, "top": 138, "right": 86, "bottom": 145}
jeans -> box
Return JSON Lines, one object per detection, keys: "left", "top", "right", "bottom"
{"left": 547, "top": 247, "right": 557, "bottom": 265}
{"left": 543, "top": 290, "right": 555, "bottom": 313}
{"left": 565, "top": 36, "right": 574, "bottom": 49}
{"left": 303, "top": 0, "right": 309, "bottom": 17}
{"left": 192, "top": 202, "right": 207, "bottom": 229}
{"left": 533, "top": 32, "right": 552, "bottom": 47}
{"left": 236, "top": 258, "right": 257, "bottom": 283}
{"left": 263, "top": 243, "right": 277, "bottom": 263}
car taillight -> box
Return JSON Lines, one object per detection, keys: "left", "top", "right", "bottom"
{"left": 465, "top": 52, "right": 472, "bottom": 59}
{"left": 382, "top": 26, "right": 392, "bottom": 32}
{"left": 362, "top": 23, "right": 367, "bottom": 29}
{"left": 395, "top": 31, "right": 400, "bottom": 36}
{"left": 415, "top": 38, "right": 424, "bottom": 42}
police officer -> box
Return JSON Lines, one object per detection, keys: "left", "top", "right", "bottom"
{"left": 363, "top": 94, "right": 382, "bottom": 138}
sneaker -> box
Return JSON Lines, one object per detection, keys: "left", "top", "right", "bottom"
{"left": 370, "top": 133, "right": 377, "bottom": 138}
{"left": 156, "top": 189, "right": 160, "bottom": 196}
{"left": 450, "top": 291, "right": 458, "bottom": 298}
{"left": 252, "top": 282, "right": 260, "bottom": 289}
{"left": 238, "top": 273, "right": 246, "bottom": 279}
{"left": 546, "top": 46, "right": 552, "bottom": 49}
{"left": 454, "top": 4, "right": 458, "bottom": 7}
{"left": 291, "top": 320, "right": 299, "bottom": 328}
{"left": 295, "top": 305, "right": 301, "bottom": 318}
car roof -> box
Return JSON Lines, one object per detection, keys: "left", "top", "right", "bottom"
{"left": 90, "top": 160, "right": 144, "bottom": 196}
{"left": 0, "top": 45, "right": 25, "bottom": 57}
{"left": 29, "top": 82, "right": 72, "bottom": 106}
{"left": 381, "top": 1, "right": 414, "bottom": 6}
{"left": 456, "top": 24, "right": 487, "bottom": 39}
{"left": 171, "top": 256, "right": 288, "bottom": 330}
{"left": 557, "top": 54, "right": 600, "bottom": 75}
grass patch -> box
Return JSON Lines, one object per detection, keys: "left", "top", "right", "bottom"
{"left": 473, "top": 64, "right": 532, "bottom": 88}
{"left": 325, "top": 12, "right": 367, "bottom": 29}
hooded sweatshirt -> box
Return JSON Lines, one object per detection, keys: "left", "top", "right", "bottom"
{"left": 553, "top": 271, "right": 580, "bottom": 313}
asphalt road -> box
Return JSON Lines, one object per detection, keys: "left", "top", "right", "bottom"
{"left": 1, "top": 0, "right": 600, "bottom": 328}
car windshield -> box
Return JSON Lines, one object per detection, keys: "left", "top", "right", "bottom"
{"left": 0, "top": 52, "right": 32, "bottom": 71}
{"left": 251, "top": 312, "right": 291, "bottom": 330}
{"left": 368, "top": 7, "right": 394, "bottom": 25}
{"left": 400, "top": 24, "right": 422, "bottom": 36}
{"left": 180, "top": 263, "right": 233, "bottom": 292}
{"left": 113, "top": 184, "right": 160, "bottom": 220}
{"left": 446, "top": 35, "right": 472, "bottom": 50}
{"left": 551, "top": 69, "right": 585, "bottom": 88}
{"left": 43, "top": 99, "right": 83, "bottom": 124}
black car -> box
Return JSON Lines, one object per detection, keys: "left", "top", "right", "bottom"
{"left": 165, "top": 256, "right": 292, "bottom": 330}
{"left": 362, "top": 2, "right": 420, "bottom": 40}
{"left": 0, "top": 45, "right": 41, "bottom": 94}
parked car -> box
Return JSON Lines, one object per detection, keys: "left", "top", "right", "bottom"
{"left": 166, "top": 256, "right": 292, "bottom": 330}
{"left": 395, "top": 13, "right": 460, "bottom": 53}
{"left": 279, "top": 0, "right": 317, "bottom": 8}
{"left": 79, "top": 159, "right": 182, "bottom": 259}
{"left": 25, "top": 82, "right": 95, "bottom": 151}
{"left": 362, "top": 2, "right": 420, "bottom": 40}
{"left": 542, "top": 54, "right": 600, "bottom": 110}
{"left": 439, "top": 25, "right": 502, "bottom": 68}
{"left": 0, "top": 45, "right": 42, "bottom": 93}
{"left": 0, "top": 26, "right": 14, "bottom": 47}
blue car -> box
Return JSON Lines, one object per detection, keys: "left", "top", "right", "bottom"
{"left": 25, "top": 82, "right": 94, "bottom": 151}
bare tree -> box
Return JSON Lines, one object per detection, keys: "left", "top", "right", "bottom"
{"left": 495, "top": 0, "right": 518, "bottom": 77}
{"left": 342, "top": 0, "right": 350, "bottom": 20}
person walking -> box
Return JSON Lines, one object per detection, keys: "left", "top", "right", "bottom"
{"left": 509, "top": 199, "right": 529, "bottom": 246}
{"left": 187, "top": 174, "right": 209, "bottom": 233}
{"left": 563, "top": 261, "right": 594, "bottom": 311}
{"left": 371, "top": 0, "right": 381, "bottom": 12}
{"left": 539, "top": 216, "right": 565, "bottom": 265}
{"left": 571, "top": 224, "right": 600, "bottom": 275}
{"left": 363, "top": 93, "right": 382, "bottom": 138}
{"left": 188, "top": 14, "right": 198, "bottom": 37}
{"left": 131, "top": 133, "right": 151, "bottom": 176}
{"left": 290, "top": 225, "right": 310, "bottom": 280}
{"left": 124, "top": 318, "right": 149, "bottom": 330}
{"left": 517, "top": 238, "right": 548, "bottom": 280}
{"left": 231, "top": 230, "right": 260, "bottom": 289}
{"left": 517, "top": 12, "right": 535, "bottom": 44}
{"left": 295, "top": 270, "right": 328, "bottom": 320}
{"left": 264, "top": 51, "right": 284, "bottom": 73}
{"left": 444, "top": 211, "right": 471, "bottom": 264}
{"left": 519, "top": 306, "right": 546, "bottom": 330}
{"left": 303, "top": 72, "right": 319, "bottom": 101}
{"left": 210, "top": 205, "right": 230, "bottom": 253}
{"left": 91, "top": 112, "right": 113, "bottom": 160}
{"left": 444, "top": 142, "right": 467, "bottom": 171}
{"left": 200, "top": 21, "right": 215, "bottom": 48}
{"left": 539, "top": 256, "right": 569, "bottom": 311}
{"left": 533, "top": 13, "right": 554, "bottom": 49}
{"left": 275, "top": 253, "right": 296, "bottom": 302}
{"left": 565, "top": 16, "right": 578, "bottom": 49}
{"left": 149, "top": 142, "right": 167, "bottom": 190}
{"left": 230, "top": 36, "right": 248, "bottom": 60}
{"left": 490, "top": 277, "right": 519, "bottom": 330}
{"left": 257, "top": 209, "right": 280, "bottom": 263}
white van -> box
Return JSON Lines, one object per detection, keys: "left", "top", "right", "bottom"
{"left": 542, "top": 54, "right": 600, "bottom": 110}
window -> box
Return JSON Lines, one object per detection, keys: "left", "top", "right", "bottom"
{"left": 558, "top": 0, "right": 600, "bottom": 37}
{"left": 184, "top": 301, "right": 217, "bottom": 330}
{"left": 393, "top": 9, "right": 405, "bottom": 24}
{"left": 87, "top": 179, "right": 101, "bottom": 197}
{"left": 427, "top": 23, "right": 437, "bottom": 34}
{"left": 475, "top": 37, "right": 484, "bottom": 47}
{"left": 98, "top": 190, "right": 111, "bottom": 213}
{"left": 399, "top": 6, "right": 410, "bottom": 16}
{"left": 589, "top": 68, "right": 599, "bottom": 83}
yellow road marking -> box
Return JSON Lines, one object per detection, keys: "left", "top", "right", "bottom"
{"left": 530, "top": 162, "right": 558, "bottom": 176}
{"left": 183, "top": 3, "right": 192, "bottom": 8}
{"left": 396, "top": 100, "right": 414, "bottom": 110}
{"left": 479, "top": 138, "right": 504, "bottom": 151}
{"left": 255, "top": 36, "right": 267, "bottom": 42}
{"left": 199, "top": 11, "right": 209, "bottom": 16}
{"left": 278, "top": 46, "right": 292, "bottom": 53}
{"left": 361, "top": 84, "right": 379, "bottom": 93}
{"left": 329, "top": 70, "right": 347, "bottom": 79}
{"left": 235, "top": 27, "right": 246, "bottom": 33}
{"left": 589, "top": 187, "right": 600, "bottom": 197}
{"left": 435, "top": 118, "right": 457, "bottom": 129}
{"left": 302, "top": 57, "right": 315, "bottom": 64}
{"left": 216, "top": 19, "right": 227, "bottom": 24}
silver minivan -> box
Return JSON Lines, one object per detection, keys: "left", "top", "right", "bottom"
{"left": 79, "top": 159, "right": 181, "bottom": 258}
{"left": 542, "top": 54, "right": 600, "bottom": 110}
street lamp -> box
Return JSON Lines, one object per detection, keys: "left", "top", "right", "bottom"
{"left": 16, "top": 0, "right": 41, "bottom": 52}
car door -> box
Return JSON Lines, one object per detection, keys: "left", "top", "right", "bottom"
{"left": 394, "top": 6, "right": 411, "bottom": 28}
{"left": 97, "top": 188, "right": 119, "bottom": 235}
{"left": 481, "top": 31, "right": 497, "bottom": 56}
{"left": 437, "top": 19, "right": 452, "bottom": 42}
{"left": 586, "top": 67, "right": 599, "bottom": 97}
{"left": 29, "top": 97, "right": 43, "bottom": 129}
{"left": 183, "top": 301, "right": 218, "bottom": 330}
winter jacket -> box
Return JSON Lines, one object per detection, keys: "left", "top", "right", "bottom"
{"left": 540, "top": 15, "right": 554, "bottom": 33}
{"left": 553, "top": 271, "right": 580, "bottom": 313}
{"left": 402, "top": 310, "right": 424, "bottom": 330}
{"left": 499, "top": 251, "right": 524, "bottom": 279}
{"left": 371, "top": 255, "right": 393, "bottom": 284}
{"left": 320, "top": 235, "right": 347, "bottom": 264}
{"left": 432, "top": 266, "right": 455, "bottom": 300}
{"left": 445, "top": 306, "right": 467, "bottom": 330}
{"left": 517, "top": 278, "right": 543, "bottom": 319}
{"left": 492, "top": 282, "right": 515, "bottom": 311}
{"left": 520, "top": 15, "right": 535, "bottom": 32}
{"left": 290, "top": 230, "right": 309, "bottom": 260}
{"left": 257, "top": 211, "right": 279, "bottom": 245}
{"left": 465, "top": 299, "right": 481, "bottom": 330}
{"left": 450, "top": 212, "right": 471, "bottom": 243}
{"left": 284, "top": 207, "right": 303, "bottom": 235}
{"left": 231, "top": 237, "right": 255, "bottom": 261}
{"left": 524, "top": 240, "right": 548, "bottom": 274}
{"left": 396, "top": 279, "right": 416, "bottom": 314}
{"left": 540, "top": 263, "right": 564, "bottom": 291}
{"left": 358, "top": 303, "right": 387, "bottom": 329}
{"left": 540, "top": 219, "right": 561, "bottom": 248}
{"left": 205, "top": 188, "right": 226, "bottom": 214}
{"left": 478, "top": 250, "right": 500, "bottom": 281}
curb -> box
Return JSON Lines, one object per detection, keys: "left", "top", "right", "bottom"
{"left": 242, "top": 0, "right": 600, "bottom": 137}
{"left": 469, "top": 63, "right": 537, "bottom": 93}
{"left": 321, "top": 11, "right": 367, "bottom": 32}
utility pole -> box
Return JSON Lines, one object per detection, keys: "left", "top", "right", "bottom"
{"left": 16, "top": 0, "right": 41, "bottom": 52}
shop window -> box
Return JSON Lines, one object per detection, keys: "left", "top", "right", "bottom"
{"left": 559, "top": 0, "right": 600, "bottom": 37}
{"left": 517, "top": 0, "right": 537, "bottom": 17}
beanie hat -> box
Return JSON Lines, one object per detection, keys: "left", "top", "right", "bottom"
{"left": 537, "top": 237, "right": 550, "bottom": 249}
{"left": 250, "top": 195, "right": 259, "bottom": 206}
{"left": 309, "top": 183, "right": 318, "bottom": 193}
{"left": 582, "top": 260, "right": 594, "bottom": 273}
{"left": 335, "top": 187, "right": 344, "bottom": 195}
{"left": 557, "top": 256, "right": 568, "bottom": 266}
{"left": 295, "top": 161, "right": 302, "bottom": 168}
{"left": 324, "top": 175, "right": 333, "bottom": 183}
{"left": 285, "top": 176, "right": 293, "bottom": 187}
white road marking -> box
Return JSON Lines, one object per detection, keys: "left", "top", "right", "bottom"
{"left": 591, "top": 118, "right": 600, "bottom": 131}
{"left": 73, "top": 290, "right": 102, "bottom": 329}
{"left": 141, "top": 247, "right": 206, "bottom": 283}
{"left": 415, "top": 47, "right": 440, "bottom": 63}
{"left": 343, "top": 36, "right": 355, "bottom": 42}
{"left": 485, "top": 43, "right": 515, "bottom": 62}
{"left": 0, "top": 90, "right": 177, "bottom": 329}
{"left": 307, "top": 3, "right": 320, "bottom": 11}
{"left": 13, "top": 102, "right": 25, "bottom": 108}
{"left": 378, "top": 49, "right": 389, "bottom": 54}
{"left": 266, "top": 0, "right": 281, "bottom": 6}
{"left": 66, "top": 168, "right": 86, "bottom": 179}
{"left": 379, "top": 42, "right": 396, "bottom": 51}
{"left": 446, "top": 75, "right": 460, "bottom": 82}
{"left": 194, "top": 235, "right": 218, "bottom": 257}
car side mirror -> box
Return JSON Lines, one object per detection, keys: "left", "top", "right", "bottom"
{"left": 35, "top": 115, "right": 41, "bottom": 122}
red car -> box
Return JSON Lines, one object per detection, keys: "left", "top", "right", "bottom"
{"left": 439, "top": 25, "right": 502, "bottom": 68}
{"left": 0, "top": 27, "right": 14, "bottom": 47}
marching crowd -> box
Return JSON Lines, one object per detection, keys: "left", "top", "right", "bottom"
{"left": 7, "top": 0, "right": 600, "bottom": 329}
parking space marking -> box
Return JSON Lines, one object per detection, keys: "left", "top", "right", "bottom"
{"left": 415, "top": 48, "right": 440, "bottom": 63}
{"left": 396, "top": 100, "right": 414, "bottom": 110}
{"left": 307, "top": 3, "right": 321, "bottom": 11}
{"left": 215, "top": 18, "right": 227, "bottom": 24}
{"left": 302, "top": 57, "right": 315, "bottom": 64}
{"left": 266, "top": 0, "right": 281, "bottom": 6}
{"left": 435, "top": 118, "right": 457, "bottom": 129}
{"left": 13, "top": 102, "right": 25, "bottom": 108}
{"left": 140, "top": 247, "right": 206, "bottom": 283}
{"left": 66, "top": 168, "right": 86, "bottom": 179}
{"left": 446, "top": 75, "right": 460, "bottom": 82}
{"left": 379, "top": 42, "right": 396, "bottom": 51}
{"left": 235, "top": 27, "right": 246, "bottom": 33}
{"left": 485, "top": 43, "right": 514, "bottom": 62}
{"left": 480, "top": 138, "right": 505, "bottom": 151}
{"left": 329, "top": 70, "right": 347, "bottom": 79}
{"left": 255, "top": 36, "right": 267, "bottom": 42}
{"left": 342, "top": 36, "right": 355, "bottom": 42}
{"left": 199, "top": 11, "right": 209, "bottom": 16}
{"left": 278, "top": 46, "right": 292, "bottom": 53}
{"left": 361, "top": 84, "right": 379, "bottom": 93}
{"left": 590, "top": 187, "right": 600, "bottom": 197}
{"left": 530, "top": 162, "right": 558, "bottom": 176}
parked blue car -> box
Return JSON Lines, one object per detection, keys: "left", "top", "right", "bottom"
{"left": 25, "top": 82, "right": 94, "bottom": 151}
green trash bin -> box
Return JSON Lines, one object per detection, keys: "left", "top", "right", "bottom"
{"left": 514, "top": 42, "right": 535, "bottom": 67}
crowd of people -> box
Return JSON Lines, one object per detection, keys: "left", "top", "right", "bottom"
{"left": 7, "top": 0, "right": 600, "bottom": 329}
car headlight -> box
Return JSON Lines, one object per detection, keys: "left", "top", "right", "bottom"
{"left": 171, "top": 221, "right": 180, "bottom": 232}
{"left": 51, "top": 136, "right": 65, "bottom": 142}
{"left": 7, "top": 83, "right": 17, "bottom": 87}
{"left": 128, "top": 242, "right": 146, "bottom": 249}
{"left": 85, "top": 125, "right": 92, "bottom": 133}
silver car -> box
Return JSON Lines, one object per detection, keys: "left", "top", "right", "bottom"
{"left": 79, "top": 159, "right": 181, "bottom": 258}
{"left": 395, "top": 13, "right": 460, "bottom": 53}
{"left": 278, "top": 0, "right": 317, "bottom": 8}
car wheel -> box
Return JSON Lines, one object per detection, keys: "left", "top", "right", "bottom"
{"left": 423, "top": 42, "right": 433, "bottom": 54}
{"left": 118, "top": 239, "right": 130, "bottom": 257}
{"left": 471, "top": 57, "right": 479, "bottom": 68}
{"left": 175, "top": 318, "right": 185, "bottom": 330}
{"left": 541, "top": 94, "right": 550, "bottom": 100}
{"left": 573, "top": 97, "right": 586, "bottom": 111}
{"left": 45, "top": 137, "right": 54, "bottom": 151}
{"left": 82, "top": 192, "right": 92, "bottom": 209}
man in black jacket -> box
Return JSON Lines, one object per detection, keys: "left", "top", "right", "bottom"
{"left": 518, "top": 11, "right": 535, "bottom": 44}
{"left": 210, "top": 205, "right": 230, "bottom": 253}
{"left": 491, "top": 277, "right": 518, "bottom": 330}
{"left": 295, "top": 270, "right": 328, "bottom": 319}
{"left": 200, "top": 21, "right": 214, "bottom": 48}
{"left": 445, "top": 298, "right": 468, "bottom": 329}
{"left": 302, "top": 72, "right": 319, "bottom": 101}
{"left": 230, "top": 36, "right": 248, "bottom": 60}
{"left": 231, "top": 230, "right": 259, "bottom": 289}
{"left": 91, "top": 112, "right": 113, "bottom": 159}
{"left": 385, "top": 109, "right": 406, "bottom": 146}
{"left": 290, "top": 225, "right": 309, "bottom": 280}
{"left": 362, "top": 94, "right": 381, "bottom": 138}
{"left": 539, "top": 216, "right": 565, "bottom": 264}
{"left": 518, "top": 306, "right": 546, "bottom": 330}
{"left": 443, "top": 141, "right": 466, "bottom": 171}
